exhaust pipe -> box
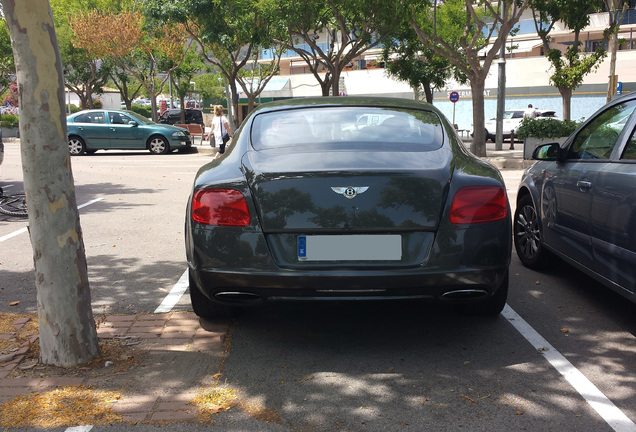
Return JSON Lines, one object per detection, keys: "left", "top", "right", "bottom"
{"left": 441, "top": 289, "right": 489, "bottom": 300}
{"left": 214, "top": 291, "right": 263, "bottom": 304}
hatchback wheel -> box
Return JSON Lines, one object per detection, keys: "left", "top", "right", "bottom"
{"left": 68, "top": 136, "right": 86, "bottom": 155}
{"left": 148, "top": 136, "right": 169, "bottom": 154}
{"left": 514, "top": 194, "right": 551, "bottom": 269}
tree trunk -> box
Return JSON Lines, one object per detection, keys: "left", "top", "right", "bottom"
{"left": 1, "top": 0, "right": 99, "bottom": 366}
{"left": 559, "top": 86, "right": 573, "bottom": 121}
{"left": 470, "top": 78, "right": 487, "bottom": 157}
{"left": 422, "top": 82, "right": 433, "bottom": 103}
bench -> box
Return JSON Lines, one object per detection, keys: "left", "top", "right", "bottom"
{"left": 175, "top": 124, "right": 205, "bottom": 145}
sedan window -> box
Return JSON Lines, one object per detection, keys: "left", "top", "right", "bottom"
{"left": 568, "top": 101, "right": 636, "bottom": 160}
{"left": 621, "top": 129, "right": 636, "bottom": 160}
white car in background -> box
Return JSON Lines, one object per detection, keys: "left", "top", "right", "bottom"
{"left": 478, "top": 109, "right": 559, "bottom": 142}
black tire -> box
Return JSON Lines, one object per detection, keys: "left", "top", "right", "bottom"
{"left": 148, "top": 136, "right": 169, "bottom": 154}
{"left": 188, "top": 270, "right": 237, "bottom": 319}
{"left": 0, "top": 193, "right": 28, "bottom": 218}
{"left": 68, "top": 136, "right": 86, "bottom": 155}
{"left": 514, "top": 194, "right": 552, "bottom": 269}
{"left": 457, "top": 272, "right": 509, "bottom": 316}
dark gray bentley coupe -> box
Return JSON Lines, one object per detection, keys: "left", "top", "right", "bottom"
{"left": 185, "top": 97, "right": 511, "bottom": 319}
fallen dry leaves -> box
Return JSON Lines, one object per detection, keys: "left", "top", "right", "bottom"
{"left": 0, "top": 385, "right": 123, "bottom": 427}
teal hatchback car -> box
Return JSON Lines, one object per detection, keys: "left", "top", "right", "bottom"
{"left": 67, "top": 109, "right": 192, "bottom": 155}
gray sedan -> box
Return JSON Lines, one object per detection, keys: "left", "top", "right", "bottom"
{"left": 186, "top": 97, "right": 511, "bottom": 319}
{"left": 514, "top": 92, "right": 636, "bottom": 305}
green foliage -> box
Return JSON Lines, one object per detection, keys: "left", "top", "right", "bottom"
{"left": 129, "top": 104, "right": 153, "bottom": 118}
{"left": 0, "top": 114, "right": 19, "bottom": 129}
{"left": 194, "top": 73, "right": 225, "bottom": 101}
{"left": 516, "top": 118, "right": 581, "bottom": 140}
{"left": 67, "top": 104, "right": 82, "bottom": 114}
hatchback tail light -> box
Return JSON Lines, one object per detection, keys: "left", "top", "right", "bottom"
{"left": 191, "top": 189, "right": 251, "bottom": 226}
{"left": 450, "top": 186, "right": 508, "bottom": 224}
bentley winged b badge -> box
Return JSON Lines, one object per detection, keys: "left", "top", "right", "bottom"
{"left": 331, "top": 186, "right": 369, "bottom": 199}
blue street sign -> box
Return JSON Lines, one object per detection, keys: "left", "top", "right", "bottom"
{"left": 449, "top": 91, "right": 460, "bottom": 103}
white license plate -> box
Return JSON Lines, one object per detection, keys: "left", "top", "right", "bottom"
{"left": 297, "top": 235, "right": 402, "bottom": 261}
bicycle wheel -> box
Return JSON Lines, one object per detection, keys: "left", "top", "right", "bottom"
{"left": 0, "top": 193, "right": 28, "bottom": 218}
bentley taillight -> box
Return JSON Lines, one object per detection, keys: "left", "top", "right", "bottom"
{"left": 450, "top": 186, "right": 508, "bottom": 224}
{"left": 191, "top": 189, "right": 251, "bottom": 226}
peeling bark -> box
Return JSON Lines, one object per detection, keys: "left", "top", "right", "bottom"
{"left": 1, "top": 0, "right": 99, "bottom": 366}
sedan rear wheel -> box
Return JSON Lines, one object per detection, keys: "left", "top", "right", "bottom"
{"left": 514, "top": 194, "right": 551, "bottom": 269}
{"left": 68, "top": 136, "right": 86, "bottom": 155}
{"left": 148, "top": 136, "right": 169, "bottom": 154}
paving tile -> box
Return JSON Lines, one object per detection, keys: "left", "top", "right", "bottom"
{"left": 159, "top": 330, "right": 197, "bottom": 339}
{"left": 0, "top": 386, "right": 34, "bottom": 397}
{"left": 130, "top": 320, "right": 165, "bottom": 328}
{"left": 150, "top": 409, "right": 197, "bottom": 421}
{"left": 119, "top": 412, "right": 148, "bottom": 423}
{"left": 158, "top": 340, "right": 193, "bottom": 351}
{"left": 169, "top": 312, "right": 198, "bottom": 320}
{"left": 156, "top": 399, "right": 193, "bottom": 411}
{"left": 38, "top": 377, "right": 86, "bottom": 389}
{"left": 138, "top": 313, "right": 170, "bottom": 321}
{"left": 112, "top": 400, "right": 156, "bottom": 414}
{"left": 0, "top": 377, "right": 41, "bottom": 387}
{"left": 124, "top": 331, "right": 161, "bottom": 339}
{"left": 12, "top": 317, "right": 31, "bottom": 325}
{"left": 101, "top": 315, "right": 136, "bottom": 323}
{"left": 117, "top": 394, "right": 158, "bottom": 405}
{"left": 0, "top": 334, "right": 15, "bottom": 340}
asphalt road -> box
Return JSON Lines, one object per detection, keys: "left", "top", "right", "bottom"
{"left": 1, "top": 141, "right": 635, "bottom": 432}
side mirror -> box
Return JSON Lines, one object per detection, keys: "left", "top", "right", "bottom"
{"left": 532, "top": 142, "right": 560, "bottom": 160}
{"left": 130, "top": 121, "right": 139, "bottom": 127}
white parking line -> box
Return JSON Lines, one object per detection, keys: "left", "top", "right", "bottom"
{"left": 65, "top": 426, "right": 92, "bottom": 432}
{"left": 503, "top": 305, "right": 636, "bottom": 432}
{"left": 0, "top": 197, "right": 103, "bottom": 243}
{"left": 154, "top": 269, "right": 189, "bottom": 313}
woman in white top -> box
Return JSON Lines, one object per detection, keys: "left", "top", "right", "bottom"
{"left": 208, "top": 105, "right": 233, "bottom": 158}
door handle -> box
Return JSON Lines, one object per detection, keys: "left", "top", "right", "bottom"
{"left": 577, "top": 180, "right": 592, "bottom": 190}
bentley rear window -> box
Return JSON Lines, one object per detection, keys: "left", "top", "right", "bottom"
{"left": 250, "top": 106, "right": 444, "bottom": 151}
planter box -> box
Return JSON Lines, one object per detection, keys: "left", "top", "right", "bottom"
{"left": 523, "top": 136, "right": 568, "bottom": 159}
{"left": 1, "top": 127, "right": 19, "bottom": 138}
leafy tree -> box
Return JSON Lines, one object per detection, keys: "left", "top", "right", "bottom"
{"left": 1, "top": 0, "right": 99, "bottom": 366}
{"left": 50, "top": 0, "right": 123, "bottom": 109}
{"left": 381, "top": 26, "right": 466, "bottom": 103}
{"left": 272, "top": 0, "right": 405, "bottom": 96}
{"left": 168, "top": 50, "right": 204, "bottom": 123}
{"left": 193, "top": 72, "right": 225, "bottom": 102}
{"left": 144, "top": 0, "right": 285, "bottom": 127}
{"left": 604, "top": 0, "right": 629, "bottom": 102}
{"left": 69, "top": 10, "right": 193, "bottom": 120}
{"left": 532, "top": 0, "right": 606, "bottom": 119}
{"left": 237, "top": 48, "right": 283, "bottom": 113}
{"left": 108, "top": 64, "right": 144, "bottom": 110}
{"left": 410, "top": 0, "right": 531, "bottom": 156}
{"left": 0, "top": 18, "right": 16, "bottom": 99}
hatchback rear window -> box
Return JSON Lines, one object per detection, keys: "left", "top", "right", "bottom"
{"left": 250, "top": 106, "right": 444, "bottom": 151}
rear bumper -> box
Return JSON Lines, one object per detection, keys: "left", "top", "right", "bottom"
{"left": 188, "top": 265, "right": 508, "bottom": 306}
